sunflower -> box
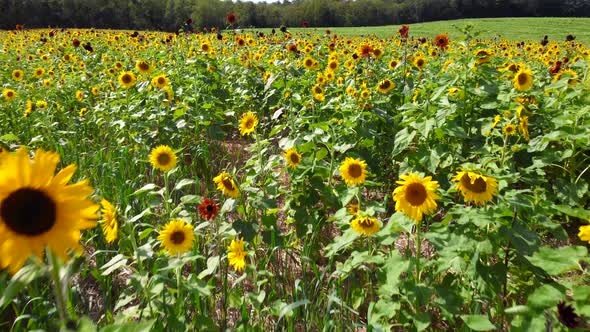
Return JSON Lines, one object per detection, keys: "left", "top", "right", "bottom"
{"left": 350, "top": 216, "right": 381, "bottom": 236}
{"left": 503, "top": 123, "right": 517, "bottom": 136}
{"left": 513, "top": 67, "right": 533, "bottom": 91}
{"left": 433, "top": 34, "right": 449, "bottom": 49}
{"left": 157, "top": 220, "right": 194, "bottom": 255}
{"left": 579, "top": 224, "right": 590, "bottom": 244}
{"left": 392, "top": 172, "right": 440, "bottom": 223}
{"left": 12, "top": 69, "right": 24, "bottom": 81}
{"left": 284, "top": 148, "right": 301, "bottom": 168}
{"left": 413, "top": 55, "right": 426, "bottom": 70}
{"left": 135, "top": 60, "right": 151, "bottom": 74}
{"left": 453, "top": 171, "right": 498, "bottom": 205}
{"left": 339, "top": 157, "right": 368, "bottom": 186}
{"left": 213, "top": 171, "right": 240, "bottom": 198}
{"left": 33, "top": 67, "right": 45, "bottom": 78}
{"left": 518, "top": 115, "right": 529, "bottom": 140}
{"left": 226, "top": 13, "right": 238, "bottom": 25}
{"left": 118, "top": 71, "right": 136, "bottom": 89}
{"left": 0, "top": 148, "right": 98, "bottom": 273}
{"left": 553, "top": 69, "right": 578, "bottom": 86}
{"left": 388, "top": 59, "right": 399, "bottom": 70}
{"left": 347, "top": 203, "right": 359, "bottom": 215}
{"left": 151, "top": 75, "right": 169, "bottom": 89}
{"left": 76, "top": 90, "right": 84, "bottom": 101}
{"left": 198, "top": 198, "right": 219, "bottom": 220}
{"left": 376, "top": 79, "right": 394, "bottom": 94}
{"left": 303, "top": 57, "right": 316, "bottom": 69}
{"left": 3, "top": 88, "right": 16, "bottom": 102}
{"left": 227, "top": 238, "right": 247, "bottom": 273}
{"left": 35, "top": 100, "right": 47, "bottom": 110}
{"left": 149, "top": 145, "right": 177, "bottom": 172}
{"left": 100, "top": 199, "right": 118, "bottom": 244}
{"left": 239, "top": 112, "right": 258, "bottom": 136}
{"left": 491, "top": 115, "right": 501, "bottom": 129}
{"left": 24, "top": 100, "right": 34, "bottom": 117}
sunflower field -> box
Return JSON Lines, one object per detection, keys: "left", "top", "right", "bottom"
{"left": 1, "top": 23, "right": 590, "bottom": 331}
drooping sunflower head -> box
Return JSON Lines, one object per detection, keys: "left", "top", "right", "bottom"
{"left": 0, "top": 148, "right": 98, "bottom": 274}
{"left": 350, "top": 216, "right": 381, "bottom": 236}
{"left": 227, "top": 238, "right": 247, "bottom": 273}
{"left": 239, "top": 112, "right": 258, "bottom": 136}
{"left": 339, "top": 157, "right": 368, "bottom": 186}
{"left": 157, "top": 219, "right": 194, "bottom": 256}
{"left": 453, "top": 171, "right": 498, "bottom": 205}
{"left": 283, "top": 148, "right": 301, "bottom": 168}
{"left": 149, "top": 145, "right": 177, "bottom": 172}
{"left": 513, "top": 67, "right": 533, "bottom": 91}
{"left": 118, "top": 71, "right": 136, "bottom": 89}
{"left": 213, "top": 171, "right": 240, "bottom": 198}
{"left": 392, "top": 172, "right": 440, "bottom": 223}
{"left": 100, "top": 199, "right": 118, "bottom": 244}
{"left": 198, "top": 197, "right": 219, "bottom": 221}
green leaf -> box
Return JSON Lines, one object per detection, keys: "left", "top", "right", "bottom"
{"left": 99, "top": 319, "right": 155, "bottom": 332}
{"left": 378, "top": 251, "right": 409, "bottom": 297}
{"left": 553, "top": 205, "right": 590, "bottom": 219}
{"left": 527, "top": 284, "right": 564, "bottom": 309}
{"left": 0, "top": 133, "right": 19, "bottom": 142}
{"left": 391, "top": 128, "right": 416, "bottom": 157}
{"left": 414, "top": 312, "right": 431, "bottom": 331}
{"left": 0, "top": 265, "right": 45, "bottom": 308}
{"left": 277, "top": 300, "right": 310, "bottom": 323}
{"left": 101, "top": 254, "right": 128, "bottom": 276}
{"left": 460, "top": 315, "right": 496, "bottom": 331}
{"left": 173, "top": 179, "right": 195, "bottom": 191}
{"left": 132, "top": 183, "right": 158, "bottom": 195}
{"left": 527, "top": 246, "right": 587, "bottom": 275}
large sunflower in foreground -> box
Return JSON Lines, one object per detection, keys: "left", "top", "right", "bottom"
{"left": 513, "top": 67, "right": 533, "bottom": 91}
{"left": 228, "top": 238, "right": 247, "bottom": 273}
{"left": 100, "top": 199, "right": 118, "bottom": 244}
{"left": 452, "top": 171, "right": 498, "bottom": 205}
{"left": 239, "top": 112, "right": 258, "bottom": 136}
{"left": 149, "top": 145, "right": 177, "bottom": 172}
{"left": 0, "top": 148, "right": 98, "bottom": 273}
{"left": 158, "top": 219, "right": 194, "bottom": 255}
{"left": 392, "top": 172, "right": 440, "bottom": 223}
{"left": 339, "top": 157, "right": 368, "bottom": 186}
{"left": 213, "top": 171, "right": 240, "bottom": 198}
{"left": 350, "top": 216, "right": 381, "bottom": 236}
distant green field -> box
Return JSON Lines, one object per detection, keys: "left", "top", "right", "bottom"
{"left": 252, "top": 17, "right": 590, "bottom": 44}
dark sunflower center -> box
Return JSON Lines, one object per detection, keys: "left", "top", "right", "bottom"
{"left": 139, "top": 62, "right": 149, "bottom": 71}
{"left": 348, "top": 163, "right": 362, "bottom": 178}
{"left": 380, "top": 81, "right": 391, "bottom": 89}
{"left": 470, "top": 177, "right": 487, "bottom": 193}
{"left": 517, "top": 73, "right": 528, "bottom": 85}
{"left": 1, "top": 188, "right": 57, "bottom": 236}
{"left": 202, "top": 44, "right": 209, "bottom": 51}
{"left": 359, "top": 217, "right": 374, "bottom": 228}
{"left": 245, "top": 119, "right": 254, "bottom": 129}
{"left": 157, "top": 153, "right": 170, "bottom": 166}
{"left": 15, "top": 72, "right": 21, "bottom": 77}
{"left": 290, "top": 153, "right": 300, "bottom": 164}
{"left": 406, "top": 183, "right": 427, "bottom": 206}
{"left": 305, "top": 60, "right": 312, "bottom": 66}
{"left": 417, "top": 59, "right": 424, "bottom": 67}
{"left": 206, "top": 204, "right": 214, "bottom": 212}
{"left": 158, "top": 77, "right": 165, "bottom": 84}
{"left": 170, "top": 230, "right": 185, "bottom": 245}
{"left": 222, "top": 177, "right": 235, "bottom": 191}
{"left": 7, "top": 91, "right": 14, "bottom": 97}
{"left": 122, "top": 74, "right": 132, "bottom": 84}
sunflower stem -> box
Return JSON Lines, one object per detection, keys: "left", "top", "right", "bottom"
{"left": 164, "top": 172, "right": 171, "bottom": 217}
{"left": 48, "top": 249, "right": 68, "bottom": 327}
{"left": 415, "top": 222, "right": 422, "bottom": 283}
{"left": 176, "top": 254, "right": 182, "bottom": 315}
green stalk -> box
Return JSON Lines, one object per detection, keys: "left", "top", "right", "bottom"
{"left": 48, "top": 249, "right": 68, "bottom": 327}
{"left": 415, "top": 222, "right": 422, "bottom": 283}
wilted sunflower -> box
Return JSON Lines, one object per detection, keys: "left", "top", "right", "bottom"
{"left": 339, "top": 157, "right": 368, "bottom": 186}
{"left": 453, "top": 171, "right": 498, "bottom": 205}
{"left": 350, "top": 216, "right": 381, "bottom": 236}
{"left": 100, "top": 199, "right": 118, "bottom": 244}
{"left": 284, "top": 148, "right": 301, "bottom": 168}
{"left": 376, "top": 79, "right": 394, "bottom": 94}
{"left": 149, "top": 145, "right": 177, "bottom": 172}
{"left": 118, "top": 71, "right": 136, "bottom": 89}
{"left": 392, "top": 172, "right": 440, "bottom": 223}
{"left": 3, "top": 88, "right": 16, "bottom": 101}
{"left": 213, "top": 171, "right": 240, "bottom": 198}
{"left": 513, "top": 67, "right": 533, "bottom": 91}
{"left": 228, "top": 238, "right": 247, "bottom": 273}
{"left": 239, "top": 112, "right": 258, "bottom": 136}
{"left": 158, "top": 220, "right": 194, "bottom": 255}
{"left": 0, "top": 148, "right": 98, "bottom": 273}
{"left": 198, "top": 198, "right": 219, "bottom": 220}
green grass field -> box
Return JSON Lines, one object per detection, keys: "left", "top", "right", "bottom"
{"left": 253, "top": 17, "right": 590, "bottom": 44}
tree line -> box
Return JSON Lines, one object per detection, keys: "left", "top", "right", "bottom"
{"left": 1, "top": 0, "right": 588, "bottom": 31}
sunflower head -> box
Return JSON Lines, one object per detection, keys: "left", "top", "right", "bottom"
{"left": 135, "top": 60, "right": 151, "bottom": 74}
{"left": 376, "top": 79, "right": 394, "bottom": 94}
{"left": 118, "top": 71, "right": 136, "bottom": 89}
{"left": 157, "top": 220, "right": 194, "bottom": 256}
{"left": 339, "top": 157, "right": 368, "bottom": 186}
{"left": 392, "top": 172, "right": 440, "bottom": 223}
{"left": 151, "top": 75, "right": 169, "bottom": 89}
{"left": 149, "top": 145, "right": 177, "bottom": 172}
{"left": 503, "top": 123, "right": 517, "bottom": 136}
{"left": 578, "top": 224, "right": 590, "bottom": 243}
{"left": 213, "top": 171, "right": 240, "bottom": 198}
{"left": 12, "top": 69, "right": 23, "bottom": 81}
{"left": 198, "top": 198, "right": 219, "bottom": 220}
{"left": 453, "top": 171, "right": 498, "bottom": 205}
{"left": 351, "top": 216, "right": 381, "bottom": 236}
{"left": 3, "top": 88, "right": 17, "bottom": 101}
{"left": 227, "top": 238, "right": 247, "bottom": 273}
{"left": 0, "top": 148, "right": 98, "bottom": 273}
{"left": 513, "top": 67, "right": 533, "bottom": 91}
{"left": 284, "top": 148, "right": 301, "bottom": 168}
{"left": 100, "top": 199, "right": 118, "bottom": 244}
{"left": 239, "top": 112, "right": 258, "bottom": 136}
